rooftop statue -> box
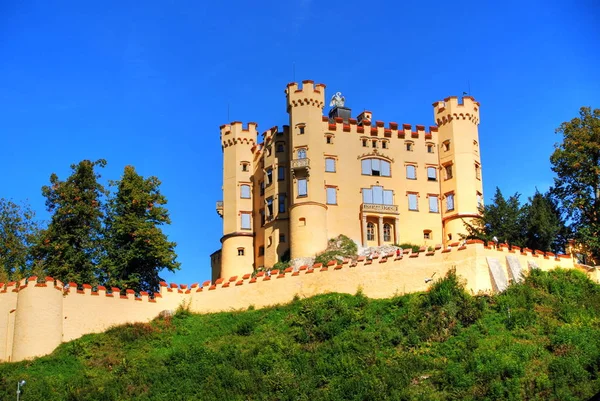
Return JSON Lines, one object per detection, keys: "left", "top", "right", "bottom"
{"left": 329, "top": 92, "right": 345, "bottom": 108}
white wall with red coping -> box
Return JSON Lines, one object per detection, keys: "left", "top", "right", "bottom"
{"left": 0, "top": 241, "right": 595, "bottom": 363}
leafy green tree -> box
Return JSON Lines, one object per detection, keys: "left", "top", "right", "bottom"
{"left": 521, "top": 190, "right": 569, "bottom": 253}
{"left": 0, "top": 199, "right": 41, "bottom": 282}
{"left": 462, "top": 187, "right": 525, "bottom": 246}
{"left": 550, "top": 107, "right": 600, "bottom": 262}
{"left": 36, "top": 159, "right": 107, "bottom": 285}
{"left": 102, "top": 166, "right": 180, "bottom": 293}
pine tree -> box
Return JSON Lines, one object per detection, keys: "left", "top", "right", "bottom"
{"left": 0, "top": 199, "right": 41, "bottom": 282}
{"left": 462, "top": 187, "right": 525, "bottom": 246}
{"left": 550, "top": 107, "right": 600, "bottom": 262}
{"left": 521, "top": 190, "right": 569, "bottom": 253}
{"left": 36, "top": 159, "right": 107, "bottom": 285}
{"left": 102, "top": 166, "right": 180, "bottom": 293}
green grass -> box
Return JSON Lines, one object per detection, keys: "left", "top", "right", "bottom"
{"left": 2, "top": 269, "right": 600, "bottom": 400}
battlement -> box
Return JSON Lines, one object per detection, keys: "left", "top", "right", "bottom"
{"left": 1, "top": 241, "right": 595, "bottom": 363}
{"left": 320, "top": 115, "right": 438, "bottom": 140}
{"left": 220, "top": 121, "right": 258, "bottom": 148}
{"left": 433, "top": 96, "right": 480, "bottom": 126}
{"left": 285, "top": 80, "right": 326, "bottom": 110}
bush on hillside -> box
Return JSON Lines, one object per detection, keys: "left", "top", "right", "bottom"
{"left": 314, "top": 234, "right": 358, "bottom": 265}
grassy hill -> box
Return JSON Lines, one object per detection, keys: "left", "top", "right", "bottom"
{"left": 1, "top": 269, "right": 600, "bottom": 400}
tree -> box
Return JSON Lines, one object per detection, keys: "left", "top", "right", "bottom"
{"left": 521, "top": 190, "right": 569, "bottom": 254}
{"left": 101, "top": 166, "right": 180, "bottom": 293}
{"left": 0, "top": 199, "right": 41, "bottom": 282}
{"left": 36, "top": 159, "right": 107, "bottom": 285}
{"left": 550, "top": 107, "right": 600, "bottom": 262}
{"left": 462, "top": 187, "right": 525, "bottom": 246}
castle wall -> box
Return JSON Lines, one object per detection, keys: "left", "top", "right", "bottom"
{"left": 0, "top": 242, "right": 594, "bottom": 363}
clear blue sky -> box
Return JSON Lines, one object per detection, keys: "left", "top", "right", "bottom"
{"left": 1, "top": 1, "right": 598, "bottom": 285}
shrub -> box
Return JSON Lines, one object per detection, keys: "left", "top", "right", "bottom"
{"left": 395, "top": 242, "right": 421, "bottom": 253}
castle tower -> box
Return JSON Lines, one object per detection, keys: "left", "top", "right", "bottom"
{"left": 285, "top": 81, "right": 328, "bottom": 259}
{"left": 433, "top": 96, "right": 483, "bottom": 244}
{"left": 11, "top": 278, "right": 63, "bottom": 362}
{"left": 219, "top": 122, "right": 257, "bottom": 279}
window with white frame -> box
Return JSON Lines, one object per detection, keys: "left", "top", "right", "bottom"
{"left": 427, "top": 167, "right": 437, "bottom": 181}
{"left": 408, "top": 193, "right": 418, "bottom": 211}
{"left": 298, "top": 178, "right": 307, "bottom": 196}
{"left": 406, "top": 165, "right": 416, "bottom": 180}
{"left": 361, "top": 158, "right": 391, "bottom": 177}
{"left": 362, "top": 186, "right": 393, "bottom": 205}
{"left": 367, "top": 222, "right": 375, "bottom": 241}
{"left": 240, "top": 184, "right": 251, "bottom": 199}
{"left": 383, "top": 223, "right": 392, "bottom": 242}
{"left": 325, "top": 158, "right": 336, "bottom": 172}
{"left": 326, "top": 187, "right": 337, "bottom": 205}
{"left": 429, "top": 195, "right": 439, "bottom": 213}
{"left": 446, "top": 193, "right": 455, "bottom": 211}
{"left": 241, "top": 213, "right": 251, "bottom": 230}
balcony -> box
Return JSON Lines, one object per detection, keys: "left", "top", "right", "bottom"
{"left": 216, "top": 201, "right": 223, "bottom": 217}
{"left": 290, "top": 158, "right": 310, "bottom": 177}
{"left": 361, "top": 203, "right": 399, "bottom": 215}
{"left": 291, "top": 159, "right": 310, "bottom": 170}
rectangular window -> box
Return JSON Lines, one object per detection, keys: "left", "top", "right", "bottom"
{"left": 361, "top": 159, "right": 391, "bottom": 177}
{"left": 241, "top": 213, "right": 251, "bottom": 229}
{"left": 445, "top": 164, "right": 453, "bottom": 180}
{"left": 266, "top": 197, "right": 274, "bottom": 219}
{"left": 383, "top": 190, "right": 393, "bottom": 205}
{"left": 276, "top": 143, "right": 284, "bottom": 152}
{"left": 477, "top": 193, "right": 483, "bottom": 209}
{"left": 299, "top": 126, "right": 305, "bottom": 134}
{"left": 429, "top": 196, "right": 439, "bottom": 213}
{"left": 362, "top": 188, "right": 373, "bottom": 204}
{"left": 325, "top": 158, "right": 336, "bottom": 172}
{"left": 408, "top": 194, "right": 418, "bottom": 211}
{"left": 427, "top": 144, "right": 434, "bottom": 153}
{"left": 266, "top": 168, "right": 273, "bottom": 185}
{"left": 260, "top": 209, "right": 265, "bottom": 226}
{"left": 362, "top": 139, "right": 367, "bottom": 147}
{"left": 240, "top": 184, "right": 251, "bottom": 199}
{"left": 279, "top": 194, "right": 286, "bottom": 213}
{"left": 372, "top": 185, "right": 384, "bottom": 204}
{"left": 259, "top": 246, "right": 264, "bottom": 256}
{"left": 278, "top": 166, "right": 285, "bottom": 181}
{"left": 427, "top": 167, "right": 437, "bottom": 181}
{"left": 446, "top": 194, "right": 455, "bottom": 211}
{"left": 372, "top": 140, "right": 377, "bottom": 148}
{"left": 298, "top": 179, "right": 307, "bottom": 197}
{"left": 406, "top": 165, "right": 416, "bottom": 179}
{"left": 279, "top": 234, "right": 286, "bottom": 243}
{"left": 326, "top": 187, "right": 337, "bottom": 205}
{"left": 475, "top": 163, "right": 481, "bottom": 180}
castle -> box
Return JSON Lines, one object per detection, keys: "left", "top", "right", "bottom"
{"left": 2, "top": 80, "right": 596, "bottom": 364}
{"left": 212, "top": 80, "right": 483, "bottom": 281}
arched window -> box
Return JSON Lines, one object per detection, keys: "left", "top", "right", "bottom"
{"left": 297, "top": 149, "right": 307, "bottom": 159}
{"left": 383, "top": 223, "right": 392, "bottom": 242}
{"left": 367, "top": 222, "right": 375, "bottom": 241}
{"left": 361, "top": 158, "right": 391, "bottom": 177}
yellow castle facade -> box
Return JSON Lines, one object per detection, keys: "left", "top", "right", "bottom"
{"left": 212, "top": 80, "right": 484, "bottom": 281}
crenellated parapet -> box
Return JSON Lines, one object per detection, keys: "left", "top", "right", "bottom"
{"left": 433, "top": 96, "right": 480, "bottom": 126}
{"left": 285, "top": 80, "right": 326, "bottom": 111}
{"left": 220, "top": 121, "right": 258, "bottom": 148}
{"left": 321, "top": 116, "right": 438, "bottom": 142}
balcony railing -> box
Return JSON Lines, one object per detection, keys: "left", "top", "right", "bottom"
{"left": 216, "top": 201, "right": 223, "bottom": 217}
{"left": 361, "top": 203, "right": 399, "bottom": 214}
{"left": 290, "top": 158, "right": 310, "bottom": 169}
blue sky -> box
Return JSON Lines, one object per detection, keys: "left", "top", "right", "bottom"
{"left": 1, "top": 1, "right": 598, "bottom": 285}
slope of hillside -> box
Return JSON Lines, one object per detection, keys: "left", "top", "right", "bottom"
{"left": 1, "top": 269, "right": 599, "bottom": 401}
